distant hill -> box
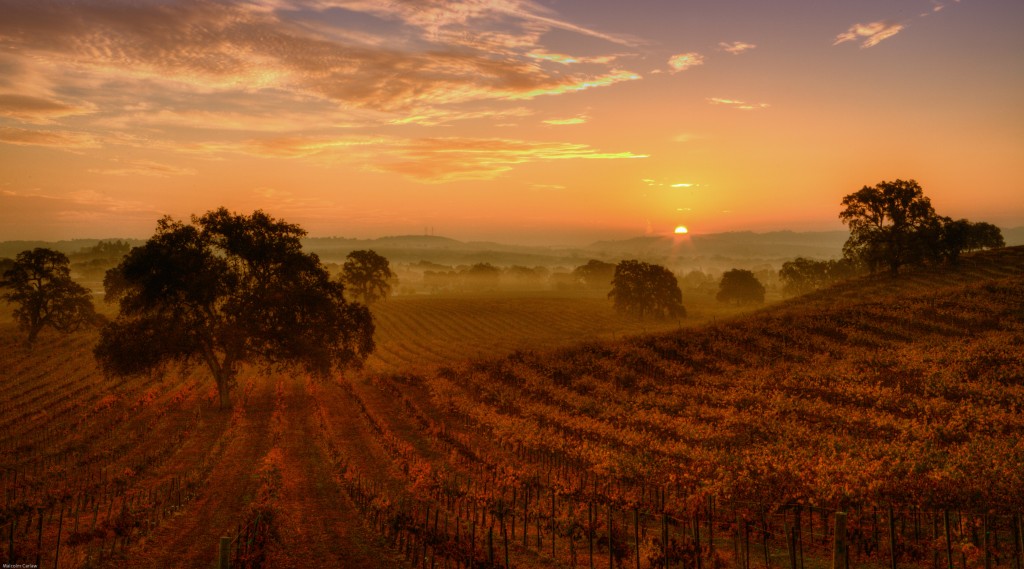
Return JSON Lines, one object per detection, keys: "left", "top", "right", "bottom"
{"left": 585, "top": 230, "right": 850, "bottom": 263}
{"left": 301, "top": 231, "right": 852, "bottom": 269}
{"left": 4, "top": 227, "right": 1019, "bottom": 273}
{"left": 0, "top": 238, "right": 145, "bottom": 259}
{"left": 1002, "top": 226, "right": 1024, "bottom": 246}
{"left": 303, "top": 235, "right": 587, "bottom": 267}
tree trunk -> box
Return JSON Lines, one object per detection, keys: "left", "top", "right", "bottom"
{"left": 199, "top": 345, "right": 235, "bottom": 410}
{"left": 217, "top": 375, "right": 232, "bottom": 409}
{"left": 26, "top": 324, "right": 42, "bottom": 347}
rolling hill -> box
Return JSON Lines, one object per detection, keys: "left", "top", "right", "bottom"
{"left": 0, "top": 246, "right": 1021, "bottom": 568}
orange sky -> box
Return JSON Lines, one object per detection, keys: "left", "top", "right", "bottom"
{"left": 1, "top": 0, "right": 1022, "bottom": 244}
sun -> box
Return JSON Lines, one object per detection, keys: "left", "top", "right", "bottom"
{"left": 674, "top": 225, "right": 689, "bottom": 234}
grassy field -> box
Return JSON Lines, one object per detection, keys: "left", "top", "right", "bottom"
{"left": 366, "top": 289, "right": 755, "bottom": 373}
{"left": 0, "top": 248, "right": 1021, "bottom": 568}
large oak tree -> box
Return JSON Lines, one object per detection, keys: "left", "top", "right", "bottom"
{"left": 341, "top": 249, "right": 394, "bottom": 304}
{"left": 839, "top": 179, "right": 938, "bottom": 275}
{"left": 1, "top": 248, "right": 96, "bottom": 345}
{"left": 716, "top": 269, "right": 766, "bottom": 304}
{"left": 94, "top": 209, "right": 374, "bottom": 408}
{"left": 608, "top": 260, "right": 685, "bottom": 320}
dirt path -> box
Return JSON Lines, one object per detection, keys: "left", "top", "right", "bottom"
{"left": 263, "top": 375, "right": 404, "bottom": 568}
{"left": 124, "top": 379, "right": 275, "bottom": 569}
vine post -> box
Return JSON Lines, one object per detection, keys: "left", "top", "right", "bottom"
{"left": 219, "top": 535, "right": 231, "bottom": 569}
{"left": 832, "top": 512, "right": 847, "bottom": 569}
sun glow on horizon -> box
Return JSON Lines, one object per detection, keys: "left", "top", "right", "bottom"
{"left": 674, "top": 225, "right": 689, "bottom": 234}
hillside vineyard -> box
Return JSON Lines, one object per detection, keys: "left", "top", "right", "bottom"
{"left": 0, "top": 248, "right": 1022, "bottom": 568}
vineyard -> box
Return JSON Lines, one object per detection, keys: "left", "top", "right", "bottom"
{"left": 0, "top": 247, "right": 1022, "bottom": 568}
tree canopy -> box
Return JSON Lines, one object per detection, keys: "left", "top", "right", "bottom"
{"left": 839, "top": 179, "right": 937, "bottom": 275}
{"left": 94, "top": 209, "right": 374, "bottom": 408}
{"left": 1, "top": 248, "right": 97, "bottom": 345}
{"left": 716, "top": 269, "right": 765, "bottom": 304}
{"left": 608, "top": 260, "right": 685, "bottom": 320}
{"left": 341, "top": 249, "right": 395, "bottom": 304}
{"left": 572, "top": 259, "right": 616, "bottom": 290}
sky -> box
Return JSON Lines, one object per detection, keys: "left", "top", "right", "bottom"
{"left": 0, "top": 0, "right": 1022, "bottom": 245}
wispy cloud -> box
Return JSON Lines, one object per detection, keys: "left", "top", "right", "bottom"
{"left": 0, "top": 126, "right": 100, "bottom": 148}
{"left": 508, "top": 70, "right": 640, "bottom": 99}
{"left": 833, "top": 21, "right": 905, "bottom": 48}
{"left": 542, "top": 116, "right": 587, "bottom": 126}
{"left": 527, "top": 51, "right": 619, "bottom": 65}
{"left": 0, "top": 1, "right": 640, "bottom": 131}
{"left": 289, "top": 0, "right": 637, "bottom": 48}
{"left": 176, "top": 135, "right": 387, "bottom": 160}
{"left": 389, "top": 107, "right": 533, "bottom": 127}
{"left": 707, "top": 98, "right": 769, "bottom": 110}
{"left": 375, "top": 137, "right": 647, "bottom": 182}
{"left": 160, "top": 132, "right": 644, "bottom": 183}
{"left": 88, "top": 159, "right": 196, "bottom": 177}
{"left": 643, "top": 178, "right": 701, "bottom": 189}
{"left": 719, "top": 41, "right": 756, "bottom": 55}
{"left": 668, "top": 52, "right": 705, "bottom": 73}
{"left": 0, "top": 94, "right": 96, "bottom": 123}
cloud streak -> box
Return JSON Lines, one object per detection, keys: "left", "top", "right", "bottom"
{"left": 88, "top": 159, "right": 197, "bottom": 177}
{"left": 668, "top": 52, "right": 705, "bottom": 73}
{"left": 719, "top": 41, "right": 756, "bottom": 55}
{"left": 0, "top": 94, "right": 96, "bottom": 123}
{"left": 0, "top": 126, "right": 100, "bottom": 148}
{"left": 375, "top": 137, "right": 647, "bottom": 182}
{"left": 833, "top": 21, "right": 905, "bottom": 48}
{"left": 542, "top": 116, "right": 587, "bottom": 126}
{"left": 707, "top": 98, "right": 769, "bottom": 110}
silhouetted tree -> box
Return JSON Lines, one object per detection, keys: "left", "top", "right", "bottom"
{"left": 572, "top": 259, "right": 616, "bottom": 289}
{"left": 966, "top": 222, "right": 1005, "bottom": 252}
{"left": 839, "top": 179, "right": 937, "bottom": 275}
{"left": 716, "top": 269, "right": 765, "bottom": 304}
{"left": 94, "top": 209, "right": 374, "bottom": 409}
{"left": 341, "top": 249, "right": 395, "bottom": 304}
{"left": 928, "top": 217, "right": 970, "bottom": 265}
{"left": 608, "top": 260, "right": 685, "bottom": 320}
{"left": 1, "top": 248, "right": 97, "bottom": 345}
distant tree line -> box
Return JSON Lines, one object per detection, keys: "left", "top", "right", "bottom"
{"left": 422, "top": 262, "right": 554, "bottom": 293}
{"left": 779, "top": 258, "right": 859, "bottom": 297}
